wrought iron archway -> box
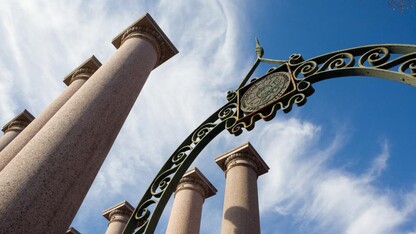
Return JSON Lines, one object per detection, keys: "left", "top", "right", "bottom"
{"left": 123, "top": 42, "right": 416, "bottom": 234}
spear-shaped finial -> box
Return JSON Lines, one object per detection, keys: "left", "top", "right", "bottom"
{"left": 255, "top": 37, "right": 264, "bottom": 58}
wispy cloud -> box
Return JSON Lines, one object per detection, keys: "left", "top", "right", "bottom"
{"left": 361, "top": 139, "right": 390, "bottom": 183}
{"left": 256, "top": 122, "right": 416, "bottom": 234}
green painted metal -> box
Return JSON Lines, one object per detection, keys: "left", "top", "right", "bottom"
{"left": 123, "top": 43, "right": 416, "bottom": 234}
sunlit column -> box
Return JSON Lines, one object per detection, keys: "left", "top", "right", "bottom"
{"left": 0, "top": 110, "right": 34, "bottom": 152}
{"left": 215, "top": 142, "right": 269, "bottom": 234}
{"left": 103, "top": 201, "right": 134, "bottom": 234}
{"left": 0, "top": 56, "right": 101, "bottom": 171}
{"left": 0, "top": 13, "right": 177, "bottom": 234}
{"left": 166, "top": 168, "right": 217, "bottom": 234}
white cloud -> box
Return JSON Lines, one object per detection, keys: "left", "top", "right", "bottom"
{"left": 257, "top": 119, "right": 323, "bottom": 212}
{"left": 256, "top": 121, "right": 416, "bottom": 234}
{"left": 0, "top": 68, "right": 16, "bottom": 121}
{"left": 346, "top": 203, "right": 403, "bottom": 234}
{"left": 361, "top": 139, "right": 389, "bottom": 183}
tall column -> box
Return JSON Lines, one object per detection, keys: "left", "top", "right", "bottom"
{"left": 0, "top": 13, "right": 177, "bottom": 234}
{"left": 0, "top": 110, "right": 34, "bottom": 152}
{"left": 0, "top": 56, "right": 101, "bottom": 171}
{"left": 103, "top": 201, "right": 134, "bottom": 234}
{"left": 166, "top": 168, "right": 217, "bottom": 234}
{"left": 215, "top": 142, "right": 269, "bottom": 234}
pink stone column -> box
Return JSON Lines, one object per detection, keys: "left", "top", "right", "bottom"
{"left": 0, "top": 13, "right": 177, "bottom": 234}
{"left": 0, "top": 56, "right": 101, "bottom": 171}
{"left": 103, "top": 201, "right": 134, "bottom": 234}
{"left": 215, "top": 142, "right": 269, "bottom": 234}
{"left": 166, "top": 168, "right": 217, "bottom": 234}
{"left": 0, "top": 110, "right": 34, "bottom": 152}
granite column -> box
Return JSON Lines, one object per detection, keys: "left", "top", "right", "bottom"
{"left": 0, "top": 56, "right": 101, "bottom": 171}
{"left": 0, "top": 110, "right": 34, "bottom": 152}
{"left": 215, "top": 142, "right": 269, "bottom": 234}
{"left": 0, "top": 13, "right": 177, "bottom": 234}
{"left": 166, "top": 168, "right": 217, "bottom": 234}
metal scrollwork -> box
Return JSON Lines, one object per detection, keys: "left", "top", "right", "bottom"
{"left": 123, "top": 100, "right": 238, "bottom": 234}
{"left": 290, "top": 44, "right": 416, "bottom": 86}
{"left": 358, "top": 47, "right": 390, "bottom": 67}
{"left": 124, "top": 43, "right": 416, "bottom": 234}
{"left": 400, "top": 59, "right": 416, "bottom": 75}
{"left": 293, "top": 60, "right": 318, "bottom": 78}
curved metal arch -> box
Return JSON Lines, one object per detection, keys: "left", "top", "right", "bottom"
{"left": 123, "top": 44, "right": 416, "bottom": 234}
{"left": 289, "top": 44, "right": 416, "bottom": 86}
{"left": 123, "top": 98, "right": 238, "bottom": 233}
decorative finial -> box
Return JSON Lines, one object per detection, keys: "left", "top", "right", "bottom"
{"left": 255, "top": 37, "right": 264, "bottom": 58}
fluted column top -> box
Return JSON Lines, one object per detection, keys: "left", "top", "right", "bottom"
{"left": 66, "top": 227, "right": 81, "bottom": 234}
{"left": 102, "top": 201, "right": 134, "bottom": 221}
{"left": 1, "top": 109, "right": 35, "bottom": 133}
{"left": 63, "top": 55, "right": 102, "bottom": 86}
{"left": 215, "top": 142, "right": 269, "bottom": 176}
{"left": 176, "top": 167, "right": 217, "bottom": 199}
{"left": 112, "top": 13, "right": 178, "bottom": 69}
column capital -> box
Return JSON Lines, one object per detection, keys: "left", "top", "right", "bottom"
{"left": 102, "top": 201, "right": 134, "bottom": 223}
{"left": 63, "top": 55, "right": 102, "bottom": 86}
{"left": 215, "top": 142, "right": 269, "bottom": 176}
{"left": 176, "top": 167, "right": 217, "bottom": 199}
{"left": 66, "top": 227, "right": 81, "bottom": 234}
{"left": 2, "top": 109, "right": 35, "bottom": 133}
{"left": 112, "top": 13, "right": 178, "bottom": 69}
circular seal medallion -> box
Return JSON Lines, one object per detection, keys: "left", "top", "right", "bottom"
{"left": 240, "top": 72, "right": 291, "bottom": 113}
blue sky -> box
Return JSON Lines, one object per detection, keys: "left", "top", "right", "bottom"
{"left": 0, "top": 1, "right": 415, "bottom": 233}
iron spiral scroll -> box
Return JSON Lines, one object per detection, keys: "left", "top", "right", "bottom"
{"left": 123, "top": 44, "right": 416, "bottom": 234}
{"left": 289, "top": 44, "right": 416, "bottom": 86}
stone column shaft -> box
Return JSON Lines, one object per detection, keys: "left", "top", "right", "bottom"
{"left": 166, "top": 168, "right": 216, "bottom": 234}
{"left": 0, "top": 110, "right": 34, "bottom": 152}
{"left": 0, "top": 13, "right": 177, "bottom": 234}
{"left": 0, "top": 131, "right": 19, "bottom": 152}
{"left": 216, "top": 143, "right": 269, "bottom": 234}
{"left": 0, "top": 56, "right": 101, "bottom": 171}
